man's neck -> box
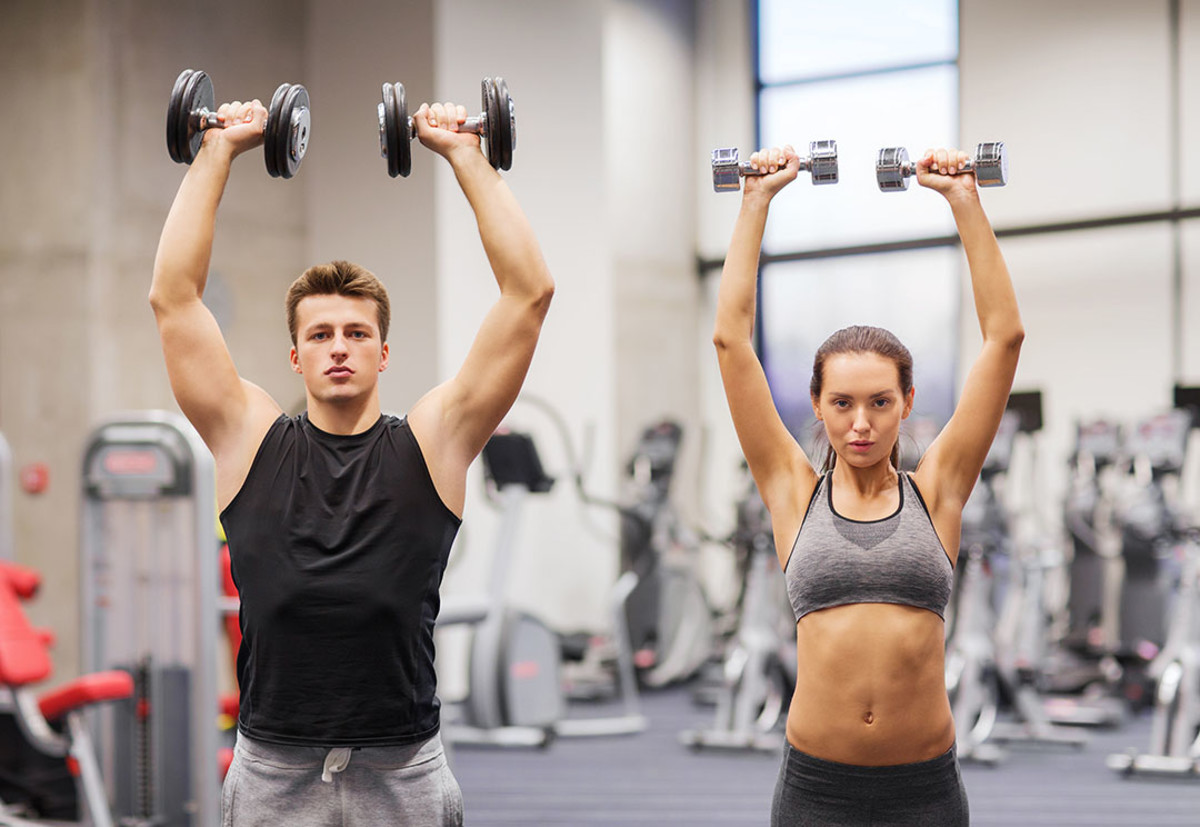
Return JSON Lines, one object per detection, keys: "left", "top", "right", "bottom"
{"left": 306, "top": 396, "right": 383, "bottom": 436}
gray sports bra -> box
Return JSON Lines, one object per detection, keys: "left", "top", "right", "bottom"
{"left": 785, "top": 472, "right": 953, "bottom": 622}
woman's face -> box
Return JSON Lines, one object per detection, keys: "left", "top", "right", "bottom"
{"left": 812, "top": 352, "right": 913, "bottom": 470}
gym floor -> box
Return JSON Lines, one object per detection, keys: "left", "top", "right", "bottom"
{"left": 453, "top": 686, "right": 1200, "bottom": 826}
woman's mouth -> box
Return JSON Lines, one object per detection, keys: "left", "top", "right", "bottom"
{"left": 848, "top": 441, "right": 874, "bottom": 452}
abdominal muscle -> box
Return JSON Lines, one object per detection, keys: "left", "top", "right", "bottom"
{"left": 787, "top": 602, "right": 955, "bottom": 766}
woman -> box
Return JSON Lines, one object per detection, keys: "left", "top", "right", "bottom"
{"left": 713, "top": 145, "right": 1023, "bottom": 826}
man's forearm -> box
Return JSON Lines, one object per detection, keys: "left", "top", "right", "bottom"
{"left": 151, "top": 145, "right": 236, "bottom": 308}
{"left": 448, "top": 148, "right": 551, "bottom": 297}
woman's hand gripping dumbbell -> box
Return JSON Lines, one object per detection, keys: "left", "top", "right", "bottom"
{"left": 711, "top": 140, "right": 838, "bottom": 192}
{"left": 875, "top": 142, "right": 1007, "bottom": 192}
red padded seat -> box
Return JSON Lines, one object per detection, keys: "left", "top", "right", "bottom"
{"left": 38, "top": 671, "right": 134, "bottom": 721}
{"left": 0, "top": 568, "right": 53, "bottom": 687}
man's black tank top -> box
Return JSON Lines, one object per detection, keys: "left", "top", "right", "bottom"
{"left": 220, "top": 413, "right": 461, "bottom": 747}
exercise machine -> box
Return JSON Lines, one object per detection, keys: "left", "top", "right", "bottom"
{"left": 1109, "top": 408, "right": 1200, "bottom": 777}
{"left": 0, "top": 560, "right": 133, "bottom": 827}
{"left": 615, "top": 421, "right": 715, "bottom": 688}
{"left": 946, "top": 410, "right": 1088, "bottom": 764}
{"left": 441, "top": 430, "right": 646, "bottom": 746}
{"left": 680, "top": 476, "right": 792, "bottom": 752}
{"left": 80, "top": 412, "right": 220, "bottom": 826}
{"left": 439, "top": 431, "right": 561, "bottom": 748}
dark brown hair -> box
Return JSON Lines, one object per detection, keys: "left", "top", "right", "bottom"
{"left": 809, "top": 325, "right": 913, "bottom": 472}
{"left": 285, "top": 260, "right": 391, "bottom": 346}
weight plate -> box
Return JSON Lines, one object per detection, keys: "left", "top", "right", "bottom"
{"left": 381, "top": 82, "right": 411, "bottom": 178}
{"left": 876, "top": 146, "right": 910, "bottom": 191}
{"left": 808, "top": 139, "right": 837, "bottom": 185}
{"left": 264, "top": 83, "right": 289, "bottom": 179}
{"left": 495, "top": 77, "right": 514, "bottom": 171}
{"left": 277, "top": 84, "right": 310, "bottom": 179}
{"left": 711, "top": 148, "right": 742, "bottom": 192}
{"left": 166, "top": 69, "right": 193, "bottom": 164}
{"left": 974, "top": 141, "right": 1007, "bottom": 187}
{"left": 186, "top": 71, "right": 215, "bottom": 164}
{"left": 482, "top": 77, "right": 502, "bottom": 171}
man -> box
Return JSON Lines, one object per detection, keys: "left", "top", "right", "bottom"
{"left": 150, "top": 95, "right": 553, "bottom": 826}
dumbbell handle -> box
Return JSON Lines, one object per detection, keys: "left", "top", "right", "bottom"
{"left": 191, "top": 108, "right": 266, "bottom": 134}
{"left": 402, "top": 113, "right": 489, "bottom": 138}
{"left": 897, "top": 157, "right": 978, "bottom": 179}
{"left": 736, "top": 156, "right": 825, "bottom": 177}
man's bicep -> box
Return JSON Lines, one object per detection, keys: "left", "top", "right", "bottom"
{"left": 155, "top": 300, "right": 253, "bottom": 449}
{"left": 447, "top": 294, "right": 547, "bottom": 454}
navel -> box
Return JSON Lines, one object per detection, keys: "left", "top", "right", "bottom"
{"left": 863, "top": 711, "right": 875, "bottom": 725}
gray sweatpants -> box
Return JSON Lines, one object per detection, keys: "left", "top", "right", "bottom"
{"left": 222, "top": 731, "right": 463, "bottom": 827}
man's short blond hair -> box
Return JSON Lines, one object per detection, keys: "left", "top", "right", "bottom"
{"left": 285, "top": 261, "right": 391, "bottom": 345}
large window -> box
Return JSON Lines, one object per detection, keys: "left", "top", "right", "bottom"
{"left": 756, "top": 0, "right": 961, "bottom": 445}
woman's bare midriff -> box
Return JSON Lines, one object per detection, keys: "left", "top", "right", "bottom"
{"left": 787, "top": 602, "right": 954, "bottom": 766}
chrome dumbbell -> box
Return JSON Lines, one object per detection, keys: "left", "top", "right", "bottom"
{"left": 875, "top": 142, "right": 1007, "bottom": 192}
{"left": 711, "top": 141, "right": 839, "bottom": 192}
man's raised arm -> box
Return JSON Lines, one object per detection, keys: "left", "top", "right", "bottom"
{"left": 407, "top": 101, "right": 554, "bottom": 514}
{"left": 150, "top": 99, "right": 281, "bottom": 487}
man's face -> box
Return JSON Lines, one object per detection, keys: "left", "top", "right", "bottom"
{"left": 290, "top": 294, "right": 388, "bottom": 404}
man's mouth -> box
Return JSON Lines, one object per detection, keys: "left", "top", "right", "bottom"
{"left": 325, "top": 366, "right": 353, "bottom": 376}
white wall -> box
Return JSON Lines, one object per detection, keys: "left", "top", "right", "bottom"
{"left": 1180, "top": 1, "right": 1200, "bottom": 381}
{"left": 433, "top": 0, "right": 617, "bottom": 644}
{"left": 960, "top": 0, "right": 1191, "bottom": 520}
{"left": 306, "top": 0, "right": 440, "bottom": 414}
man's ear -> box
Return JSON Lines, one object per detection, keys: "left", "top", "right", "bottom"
{"left": 379, "top": 342, "right": 389, "bottom": 373}
{"left": 290, "top": 347, "right": 302, "bottom": 374}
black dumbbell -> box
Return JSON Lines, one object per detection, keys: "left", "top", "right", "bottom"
{"left": 710, "top": 141, "right": 839, "bottom": 192}
{"left": 875, "top": 142, "right": 1007, "bottom": 192}
{"left": 378, "top": 78, "right": 516, "bottom": 178}
{"left": 166, "top": 69, "right": 311, "bottom": 179}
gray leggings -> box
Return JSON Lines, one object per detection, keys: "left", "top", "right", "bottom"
{"left": 223, "top": 731, "right": 463, "bottom": 827}
{"left": 771, "top": 744, "right": 968, "bottom": 826}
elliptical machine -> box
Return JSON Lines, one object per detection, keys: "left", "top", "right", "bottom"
{"left": 680, "top": 473, "right": 794, "bottom": 752}
{"left": 614, "top": 421, "right": 715, "bottom": 688}
{"left": 1057, "top": 410, "right": 1192, "bottom": 711}
{"left": 439, "top": 431, "right": 563, "bottom": 748}
{"left": 1108, "top": 407, "right": 1200, "bottom": 776}
{"left": 439, "top": 430, "right": 646, "bottom": 747}
{"left": 945, "top": 410, "right": 1088, "bottom": 764}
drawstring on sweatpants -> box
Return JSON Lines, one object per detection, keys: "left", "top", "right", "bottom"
{"left": 321, "top": 747, "right": 353, "bottom": 782}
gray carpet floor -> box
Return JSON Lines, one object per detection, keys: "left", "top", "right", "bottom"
{"left": 451, "top": 687, "right": 1200, "bottom": 826}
